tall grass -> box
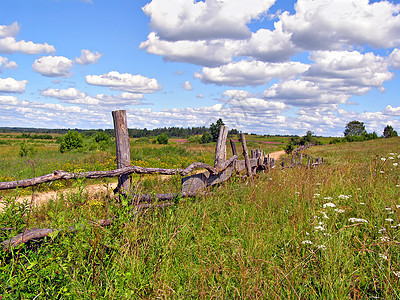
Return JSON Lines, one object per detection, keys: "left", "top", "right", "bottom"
{"left": 1, "top": 138, "right": 399, "bottom": 298}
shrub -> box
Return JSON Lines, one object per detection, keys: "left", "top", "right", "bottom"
{"left": 59, "top": 130, "right": 84, "bottom": 153}
{"left": 93, "top": 131, "right": 110, "bottom": 143}
{"left": 156, "top": 133, "right": 169, "bottom": 144}
{"left": 135, "top": 137, "right": 151, "bottom": 144}
{"left": 19, "top": 141, "right": 36, "bottom": 157}
{"left": 200, "top": 131, "right": 212, "bottom": 144}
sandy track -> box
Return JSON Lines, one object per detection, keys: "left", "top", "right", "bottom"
{"left": 1, "top": 150, "right": 287, "bottom": 210}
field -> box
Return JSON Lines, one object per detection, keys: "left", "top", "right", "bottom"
{"left": 1, "top": 134, "right": 400, "bottom": 299}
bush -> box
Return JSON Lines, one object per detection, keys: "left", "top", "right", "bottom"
{"left": 156, "top": 133, "right": 169, "bottom": 144}
{"left": 135, "top": 137, "right": 151, "bottom": 144}
{"left": 200, "top": 131, "right": 212, "bottom": 144}
{"left": 93, "top": 131, "right": 110, "bottom": 143}
{"left": 188, "top": 135, "right": 201, "bottom": 143}
{"left": 59, "top": 130, "right": 84, "bottom": 153}
{"left": 19, "top": 141, "right": 36, "bottom": 157}
{"left": 285, "top": 142, "right": 295, "bottom": 154}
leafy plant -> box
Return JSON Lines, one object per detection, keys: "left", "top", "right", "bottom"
{"left": 156, "top": 133, "right": 168, "bottom": 144}
{"left": 59, "top": 130, "right": 84, "bottom": 153}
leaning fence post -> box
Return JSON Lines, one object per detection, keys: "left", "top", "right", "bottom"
{"left": 240, "top": 133, "right": 252, "bottom": 177}
{"left": 112, "top": 110, "right": 131, "bottom": 194}
{"left": 230, "top": 138, "right": 237, "bottom": 156}
{"left": 214, "top": 126, "right": 229, "bottom": 168}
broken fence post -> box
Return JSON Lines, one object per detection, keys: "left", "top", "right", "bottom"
{"left": 112, "top": 110, "right": 131, "bottom": 194}
{"left": 214, "top": 125, "right": 229, "bottom": 168}
{"left": 240, "top": 133, "right": 252, "bottom": 177}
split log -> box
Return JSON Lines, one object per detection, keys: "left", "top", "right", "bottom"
{"left": 214, "top": 126, "right": 229, "bottom": 168}
{"left": 241, "top": 134, "right": 252, "bottom": 177}
{"left": 112, "top": 110, "right": 131, "bottom": 194}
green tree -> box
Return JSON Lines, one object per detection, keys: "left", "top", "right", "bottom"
{"left": 19, "top": 141, "right": 36, "bottom": 157}
{"left": 59, "top": 130, "right": 84, "bottom": 153}
{"left": 209, "top": 118, "right": 225, "bottom": 142}
{"left": 93, "top": 131, "right": 110, "bottom": 143}
{"left": 383, "top": 125, "right": 398, "bottom": 138}
{"left": 344, "top": 120, "right": 367, "bottom": 137}
{"left": 200, "top": 131, "right": 212, "bottom": 144}
{"left": 156, "top": 133, "right": 169, "bottom": 144}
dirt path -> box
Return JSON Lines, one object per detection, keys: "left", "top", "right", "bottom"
{"left": 1, "top": 150, "right": 287, "bottom": 211}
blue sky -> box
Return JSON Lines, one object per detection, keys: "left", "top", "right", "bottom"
{"left": 1, "top": 0, "right": 400, "bottom": 136}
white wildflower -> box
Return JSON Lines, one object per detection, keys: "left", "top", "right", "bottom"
{"left": 378, "top": 228, "right": 386, "bottom": 233}
{"left": 389, "top": 157, "right": 395, "bottom": 160}
{"left": 302, "top": 240, "right": 313, "bottom": 245}
{"left": 348, "top": 218, "right": 368, "bottom": 223}
{"left": 357, "top": 188, "right": 361, "bottom": 191}
{"left": 306, "top": 232, "right": 310, "bottom": 236}
{"left": 380, "top": 236, "right": 390, "bottom": 242}
{"left": 321, "top": 212, "right": 329, "bottom": 219}
{"left": 316, "top": 183, "right": 321, "bottom": 185}
{"left": 381, "top": 158, "right": 387, "bottom": 161}
{"left": 317, "top": 245, "right": 326, "bottom": 250}
{"left": 338, "top": 195, "right": 351, "bottom": 199}
{"left": 386, "top": 207, "right": 392, "bottom": 211}
{"left": 393, "top": 271, "right": 400, "bottom": 278}
{"left": 323, "top": 233, "right": 332, "bottom": 237}
{"left": 323, "top": 202, "right": 336, "bottom": 208}
{"left": 314, "top": 225, "right": 325, "bottom": 231}
{"left": 394, "top": 163, "right": 398, "bottom": 166}
{"left": 380, "top": 171, "right": 385, "bottom": 173}
{"left": 335, "top": 208, "right": 345, "bottom": 213}
{"left": 385, "top": 218, "right": 394, "bottom": 222}
{"left": 324, "top": 197, "right": 333, "bottom": 200}
{"left": 295, "top": 192, "right": 300, "bottom": 195}
{"left": 314, "top": 193, "right": 320, "bottom": 197}
{"left": 359, "top": 202, "right": 365, "bottom": 205}
{"left": 396, "top": 185, "right": 400, "bottom": 188}
{"left": 378, "top": 253, "right": 388, "bottom": 260}
{"left": 396, "top": 205, "right": 400, "bottom": 209}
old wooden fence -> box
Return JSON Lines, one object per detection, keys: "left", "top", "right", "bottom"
{"left": 0, "top": 110, "right": 324, "bottom": 249}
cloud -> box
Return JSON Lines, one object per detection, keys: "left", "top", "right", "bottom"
{"left": 263, "top": 50, "right": 393, "bottom": 107}
{"left": 280, "top": 0, "right": 400, "bottom": 50}
{"left": 41, "top": 87, "right": 147, "bottom": 107}
{"left": 389, "top": 48, "right": 400, "bottom": 69}
{"left": 0, "top": 77, "right": 28, "bottom": 93}
{"left": 0, "top": 56, "right": 17, "bottom": 72}
{"left": 142, "top": 0, "right": 275, "bottom": 41}
{"left": 86, "top": 71, "right": 162, "bottom": 93}
{"left": 139, "top": 32, "right": 234, "bottom": 67}
{"left": 196, "top": 94, "right": 204, "bottom": 99}
{"left": 383, "top": 105, "right": 400, "bottom": 116}
{"left": 182, "top": 81, "right": 193, "bottom": 91}
{"left": 75, "top": 49, "right": 102, "bottom": 65}
{"left": 0, "top": 37, "right": 55, "bottom": 54}
{"left": 32, "top": 56, "right": 74, "bottom": 77}
{"left": 195, "top": 60, "right": 309, "bottom": 86}
{"left": 0, "top": 22, "right": 20, "bottom": 38}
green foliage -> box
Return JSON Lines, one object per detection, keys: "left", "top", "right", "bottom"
{"left": 200, "top": 131, "right": 212, "bottom": 144}
{"left": 383, "top": 125, "right": 398, "bottom": 138}
{"left": 187, "top": 135, "right": 201, "bottom": 143}
{"left": 59, "top": 130, "right": 84, "bottom": 153}
{"left": 93, "top": 131, "right": 110, "bottom": 143}
{"left": 344, "top": 120, "right": 367, "bottom": 136}
{"left": 19, "top": 141, "right": 36, "bottom": 157}
{"left": 134, "top": 137, "right": 151, "bottom": 144}
{"left": 284, "top": 141, "right": 295, "bottom": 154}
{"left": 209, "top": 118, "right": 225, "bottom": 142}
{"left": 156, "top": 133, "right": 169, "bottom": 144}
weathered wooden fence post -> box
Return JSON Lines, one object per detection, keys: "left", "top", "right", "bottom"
{"left": 240, "top": 133, "right": 252, "bottom": 177}
{"left": 214, "top": 126, "right": 229, "bottom": 168}
{"left": 112, "top": 110, "right": 131, "bottom": 194}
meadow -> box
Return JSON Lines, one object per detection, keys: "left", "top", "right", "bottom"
{"left": 0, "top": 134, "right": 399, "bottom": 299}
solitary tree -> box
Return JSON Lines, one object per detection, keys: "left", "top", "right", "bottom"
{"left": 59, "top": 130, "right": 83, "bottom": 153}
{"left": 344, "top": 121, "right": 367, "bottom": 136}
{"left": 383, "top": 125, "right": 398, "bottom": 138}
{"left": 156, "top": 133, "right": 169, "bottom": 144}
{"left": 209, "top": 118, "right": 225, "bottom": 142}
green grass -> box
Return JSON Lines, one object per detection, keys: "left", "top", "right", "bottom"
{"left": 1, "top": 137, "right": 400, "bottom": 298}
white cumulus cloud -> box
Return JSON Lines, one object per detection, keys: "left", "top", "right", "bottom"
{"left": 195, "top": 60, "right": 309, "bottom": 86}
{"left": 32, "top": 56, "right": 74, "bottom": 77}
{"left": 86, "top": 71, "right": 162, "bottom": 93}
{"left": 0, "top": 77, "right": 28, "bottom": 93}
{"left": 0, "top": 56, "right": 17, "bottom": 72}
{"left": 182, "top": 81, "right": 193, "bottom": 91}
{"left": 75, "top": 49, "right": 102, "bottom": 65}
{"left": 142, "top": 0, "right": 275, "bottom": 41}
{"left": 0, "top": 22, "right": 20, "bottom": 38}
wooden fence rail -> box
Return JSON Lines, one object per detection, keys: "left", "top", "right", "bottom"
{"left": 0, "top": 110, "right": 325, "bottom": 249}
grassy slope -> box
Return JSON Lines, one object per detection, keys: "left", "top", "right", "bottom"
{"left": 0, "top": 138, "right": 400, "bottom": 298}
